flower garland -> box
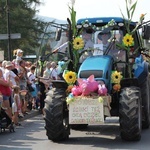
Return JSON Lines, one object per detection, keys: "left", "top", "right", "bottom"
{"left": 66, "top": 93, "right": 104, "bottom": 105}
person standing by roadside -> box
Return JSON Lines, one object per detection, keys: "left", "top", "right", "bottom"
{"left": 40, "top": 61, "right": 52, "bottom": 92}
{"left": 43, "top": 61, "right": 51, "bottom": 79}
{"left": 0, "top": 69, "right": 12, "bottom": 119}
{"left": 1, "top": 60, "right": 7, "bottom": 74}
{"left": 25, "top": 61, "right": 32, "bottom": 72}
{"left": 17, "top": 60, "right": 29, "bottom": 115}
{"left": 11, "top": 61, "right": 19, "bottom": 76}
{"left": 12, "top": 85, "right": 21, "bottom": 126}
{"left": 50, "top": 61, "right": 60, "bottom": 80}
{"left": 3, "top": 61, "right": 20, "bottom": 115}
{"left": 4, "top": 61, "right": 20, "bottom": 86}
{"left": 27, "top": 65, "right": 37, "bottom": 109}
{"left": 0, "top": 60, "right": 3, "bottom": 69}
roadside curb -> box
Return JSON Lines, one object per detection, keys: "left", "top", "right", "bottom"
{"left": 19, "top": 110, "right": 41, "bottom": 121}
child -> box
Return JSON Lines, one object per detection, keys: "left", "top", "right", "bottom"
{"left": 27, "top": 65, "right": 38, "bottom": 109}
{"left": 13, "top": 49, "right": 24, "bottom": 68}
{"left": 12, "top": 85, "right": 21, "bottom": 126}
{"left": 36, "top": 92, "right": 41, "bottom": 110}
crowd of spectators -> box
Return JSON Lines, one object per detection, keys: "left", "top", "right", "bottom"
{"left": 0, "top": 49, "right": 61, "bottom": 126}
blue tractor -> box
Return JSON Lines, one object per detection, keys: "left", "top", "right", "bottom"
{"left": 44, "top": 17, "right": 150, "bottom": 141}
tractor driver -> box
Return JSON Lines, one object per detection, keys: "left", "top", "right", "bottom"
{"left": 97, "top": 30, "right": 112, "bottom": 53}
{"left": 79, "top": 30, "right": 94, "bottom": 63}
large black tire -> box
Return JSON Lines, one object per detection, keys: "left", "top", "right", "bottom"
{"left": 119, "top": 86, "right": 142, "bottom": 141}
{"left": 44, "top": 88, "right": 70, "bottom": 142}
{"left": 140, "top": 76, "right": 150, "bottom": 129}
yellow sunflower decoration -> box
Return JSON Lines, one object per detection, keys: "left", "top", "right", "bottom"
{"left": 73, "top": 37, "right": 84, "bottom": 50}
{"left": 111, "top": 71, "right": 123, "bottom": 84}
{"left": 123, "top": 33, "right": 134, "bottom": 47}
{"left": 64, "top": 71, "right": 77, "bottom": 84}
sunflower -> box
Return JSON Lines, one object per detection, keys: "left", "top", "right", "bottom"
{"left": 73, "top": 37, "right": 84, "bottom": 50}
{"left": 123, "top": 33, "right": 134, "bottom": 47}
{"left": 111, "top": 71, "right": 123, "bottom": 84}
{"left": 64, "top": 71, "right": 77, "bottom": 84}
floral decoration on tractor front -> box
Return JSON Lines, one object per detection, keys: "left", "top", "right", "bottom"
{"left": 63, "top": 0, "right": 148, "bottom": 103}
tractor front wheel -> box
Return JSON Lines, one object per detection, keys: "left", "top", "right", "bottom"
{"left": 119, "top": 86, "right": 142, "bottom": 141}
{"left": 44, "top": 88, "right": 70, "bottom": 142}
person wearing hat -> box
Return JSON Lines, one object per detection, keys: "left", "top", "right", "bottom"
{"left": 93, "top": 30, "right": 112, "bottom": 56}
{"left": 1, "top": 60, "right": 7, "bottom": 74}
{"left": 3, "top": 61, "right": 20, "bottom": 115}
{"left": 97, "top": 31, "right": 112, "bottom": 51}
{"left": 79, "top": 30, "right": 94, "bottom": 63}
{"left": 4, "top": 61, "right": 19, "bottom": 86}
{"left": 82, "top": 30, "right": 94, "bottom": 50}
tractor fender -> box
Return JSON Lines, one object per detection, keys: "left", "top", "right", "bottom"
{"left": 134, "top": 55, "right": 149, "bottom": 85}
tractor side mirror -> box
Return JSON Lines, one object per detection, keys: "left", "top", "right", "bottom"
{"left": 142, "top": 24, "right": 150, "bottom": 40}
{"left": 55, "top": 28, "right": 62, "bottom": 41}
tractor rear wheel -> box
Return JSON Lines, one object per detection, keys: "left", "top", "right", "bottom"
{"left": 140, "top": 76, "right": 150, "bottom": 129}
{"left": 44, "top": 88, "right": 70, "bottom": 142}
{"left": 119, "top": 86, "right": 142, "bottom": 141}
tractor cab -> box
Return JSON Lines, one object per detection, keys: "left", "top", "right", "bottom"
{"left": 76, "top": 17, "right": 150, "bottom": 79}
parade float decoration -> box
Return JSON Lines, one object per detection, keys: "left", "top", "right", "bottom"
{"left": 44, "top": 0, "right": 150, "bottom": 142}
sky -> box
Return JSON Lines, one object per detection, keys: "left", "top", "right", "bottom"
{"left": 37, "top": 0, "right": 150, "bottom": 22}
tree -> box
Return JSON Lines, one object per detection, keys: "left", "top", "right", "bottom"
{"left": 0, "top": 0, "right": 47, "bottom": 60}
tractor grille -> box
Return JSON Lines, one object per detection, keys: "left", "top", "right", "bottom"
{"left": 79, "top": 70, "right": 103, "bottom": 78}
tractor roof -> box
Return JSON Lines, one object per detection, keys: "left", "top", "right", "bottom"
{"left": 77, "top": 17, "right": 137, "bottom": 27}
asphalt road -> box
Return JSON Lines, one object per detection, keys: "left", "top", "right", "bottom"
{"left": 0, "top": 115, "right": 149, "bottom": 150}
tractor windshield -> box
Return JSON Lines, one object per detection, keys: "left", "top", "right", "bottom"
{"left": 80, "top": 28, "right": 126, "bottom": 62}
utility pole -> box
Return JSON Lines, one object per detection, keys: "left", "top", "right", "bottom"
{"left": 6, "top": 0, "right": 11, "bottom": 60}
